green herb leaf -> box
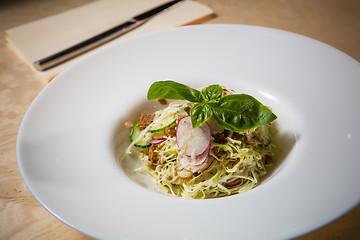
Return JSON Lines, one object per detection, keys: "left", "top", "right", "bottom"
{"left": 201, "top": 84, "right": 224, "bottom": 103}
{"left": 147, "top": 80, "right": 202, "bottom": 103}
{"left": 211, "top": 94, "right": 277, "bottom": 132}
{"left": 190, "top": 103, "right": 212, "bottom": 128}
{"left": 146, "top": 80, "right": 277, "bottom": 131}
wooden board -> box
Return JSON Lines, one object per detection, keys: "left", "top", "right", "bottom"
{"left": 1, "top": 0, "right": 359, "bottom": 239}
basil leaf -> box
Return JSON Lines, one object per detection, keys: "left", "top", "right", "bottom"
{"left": 201, "top": 84, "right": 224, "bottom": 102}
{"left": 211, "top": 94, "right": 277, "bottom": 132}
{"left": 147, "top": 80, "right": 277, "bottom": 131}
{"left": 190, "top": 103, "right": 212, "bottom": 128}
{"left": 147, "top": 80, "right": 202, "bottom": 103}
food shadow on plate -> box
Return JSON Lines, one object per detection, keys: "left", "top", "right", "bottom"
{"left": 257, "top": 126, "right": 298, "bottom": 186}
{"left": 112, "top": 99, "right": 298, "bottom": 197}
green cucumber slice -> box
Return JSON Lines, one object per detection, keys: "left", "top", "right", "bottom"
{"left": 148, "top": 118, "right": 176, "bottom": 133}
{"left": 130, "top": 120, "right": 151, "bottom": 148}
{"left": 259, "top": 125, "right": 271, "bottom": 146}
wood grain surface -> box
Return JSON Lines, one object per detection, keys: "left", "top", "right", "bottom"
{"left": 1, "top": 0, "right": 359, "bottom": 239}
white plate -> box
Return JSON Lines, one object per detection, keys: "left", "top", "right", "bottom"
{"left": 17, "top": 25, "right": 360, "bottom": 240}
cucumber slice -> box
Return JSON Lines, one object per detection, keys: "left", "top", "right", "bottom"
{"left": 130, "top": 120, "right": 151, "bottom": 148}
{"left": 245, "top": 125, "right": 271, "bottom": 147}
{"left": 148, "top": 118, "right": 176, "bottom": 133}
{"left": 259, "top": 125, "right": 271, "bottom": 146}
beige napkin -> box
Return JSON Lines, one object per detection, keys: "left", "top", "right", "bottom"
{"left": 5, "top": 0, "right": 214, "bottom": 80}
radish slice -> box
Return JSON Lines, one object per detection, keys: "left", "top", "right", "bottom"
{"left": 196, "top": 156, "right": 214, "bottom": 172}
{"left": 148, "top": 137, "right": 166, "bottom": 145}
{"left": 178, "top": 147, "right": 210, "bottom": 167}
{"left": 176, "top": 116, "right": 211, "bottom": 157}
{"left": 225, "top": 178, "right": 243, "bottom": 188}
{"left": 179, "top": 156, "right": 214, "bottom": 173}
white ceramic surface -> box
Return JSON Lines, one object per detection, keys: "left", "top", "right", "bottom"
{"left": 17, "top": 25, "right": 360, "bottom": 240}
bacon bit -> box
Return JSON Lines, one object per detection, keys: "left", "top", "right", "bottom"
{"left": 212, "top": 148, "right": 219, "bottom": 155}
{"left": 260, "top": 139, "right": 265, "bottom": 148}
{"left": 223, "top": 129, "right": 230, "bottom": 136}
{"left": 184, "top": 106, "right": 191, "bottom": 115}
{"left": 232, "top": 132, "right": 243, "bottom": 140}
{"left": 164, "top": 127, "right": 176, "bottom": 137}
{"left": 137, "top": 113, "right": 155, "bottom": 130}
{"left": 246, "top": 140, "right": 258, "bottom": 148}
{"left": 148, "top": 145, "right": 155, "bottom": 162}
{"left": 264, "top": 155, "right": 273, "bottom": 164}
{"left": 151, "top": 160, "right": 159, "bottom": 166}
{"left": 157, "top": 99, "right": 167, "bottom": 105}
{"left": 213, "top": 132, "right": 226, "bottom": 144}
{"left": 159, "top": 141, "right": 167, "bottom": 149}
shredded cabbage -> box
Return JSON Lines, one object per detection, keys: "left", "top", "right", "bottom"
{"left": 126, "top": 100, "right": 278, "bottom": 199}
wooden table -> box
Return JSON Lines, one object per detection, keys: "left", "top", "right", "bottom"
{"left": 1, "top": 0, "right": 359, "bottom": 239}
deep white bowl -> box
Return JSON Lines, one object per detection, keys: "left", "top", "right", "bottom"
{"left": 17, "top": 24, "right": 360, "bottom": 240}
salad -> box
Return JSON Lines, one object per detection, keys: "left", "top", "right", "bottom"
{"left": 126, "top": 81, "right": 278, "bottom": 199}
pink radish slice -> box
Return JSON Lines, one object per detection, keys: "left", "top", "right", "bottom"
{"left": 176, "top": 116, "right": 211, "bottom": 157}
{"left": 198, "top": 156, "right": 214, "bottom": 172}
{"left": 178, "top": 146, "right": 210, "bottom": 167}
{"left": 191, "top": 156, "right": 214, "bottom": 173}
{"left": 179, "top": 155, "right": 214, "bottom": 173}
{"left": 148, "top": 137, "right": 166, "bottom": 145}
{"left": 225, "top": 178, "right": 243, "bottom": 188}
